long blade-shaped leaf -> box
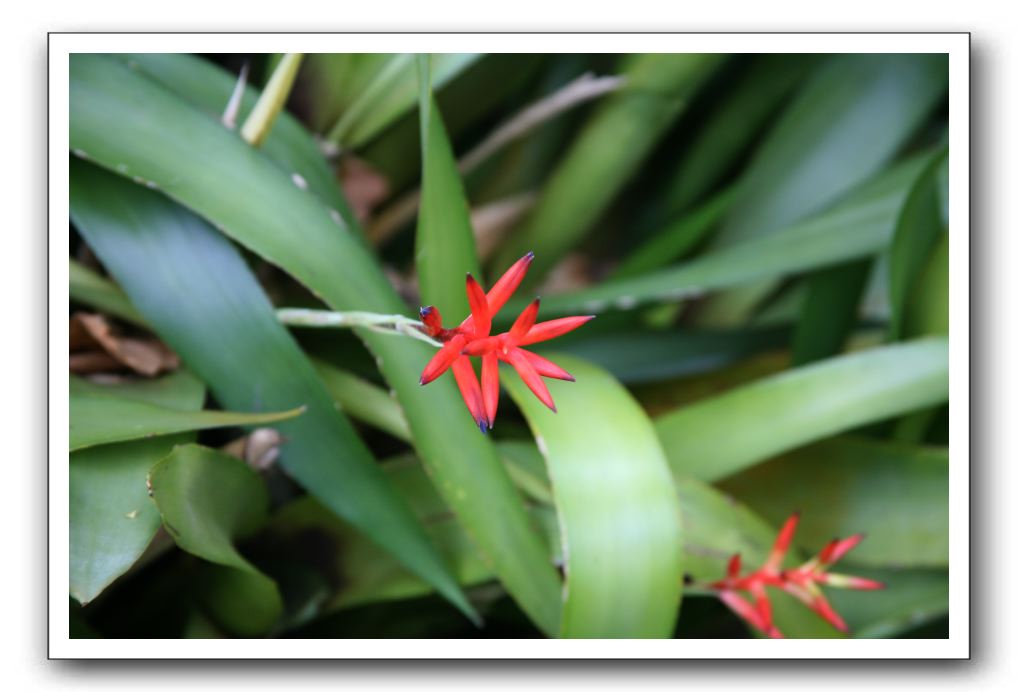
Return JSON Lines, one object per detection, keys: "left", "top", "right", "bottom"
{"left": 415, "top": 54, "right": 481, "bottom": 320}
{"left": 519, "top": 152, "right": 933, "bottom": 320}
{"left": 69, "top": 258, "right": 144, "bottom": 326}
{"left": 495, "top": 53, "right": 723, "bottom": 282}
{"left": 70, "top": 390, "right": 302, "bottom": 451}
{"left": 70, "top": 159, "right": 478, "bottom": 624}
{"left": 503, "top": 355, "right": 682, "bottom": 638}
{"left": 655, "top": 338, "right": 948, "bottom": 482}
{"left": 148, "top": 444, "right": 282, "bottom": 635}
{"left": 70, "top": 54, "right": 560, "bottom": 634}
{"left": 719, "top": 437, "right": 948, "bottom": 567}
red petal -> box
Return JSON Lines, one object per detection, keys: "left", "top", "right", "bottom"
{"left": 465, "top": 273, "right": 491, "bottom": 337}
{"left": 482, "top": 352, "right": 500, "bottom": 428}
{"left": 517, "top": 315, "right": 595, "bottom": 346}
{"left": 459, "top": 252, "right": 534, "bottom": 331}
{"left": 727, "top": 553, "right": 742, "bottom": 579}
{"left": 510, "top": 298, "right": 541, "bottom": 342}
{"left": 822, "top": 573, "right": 885, "bottom": 590}
{"left": 507, "top": 347, "right": 556, "bottom": 412}
{"left": 718, "top": 590, "right": 769, "bottom": 635}
{"left": 461, "top": 335, "right": 503, "bottom": 357}
{"left": 420, "top": 334, "right": 466, "bottom": 385}
{"left": 809, "top": 592, "right": 849, "bottom": 633}
{"left": 764, "top": 511, "right": 800, "bottom": 573}
{"left": 452, "top": 356, "right": 489, "bottom": 432}
{"left": 419, "top": 306, "right": 443, "bottom": 337}
{"left": 750, "top": 581, "right": 773, "bottom": 631}
{"left": 519, "top": 350, "right": 574, "bottom": 381}
{"left": 823, "top": 534, "right": 865, "bottom": 566}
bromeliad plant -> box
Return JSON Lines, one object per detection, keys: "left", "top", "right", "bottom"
{"left": 703, "top": 512, "right": 884, "bottom": 638}
{"left": 418, "top": 251, "right": 595, "bottom": 431}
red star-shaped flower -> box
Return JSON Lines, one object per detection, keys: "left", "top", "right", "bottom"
{"left": 707, "top": 512, "right": 884, "bottom": 638}
{"left": 417, "top": 252, "right": 594, "bottom": 432}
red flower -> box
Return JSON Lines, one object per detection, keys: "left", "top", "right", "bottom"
{"left": 417, "top": 252, "right": 594, "bottom": 432}
{"left": 706, "top": 512, "right": 884, "bottom": 638}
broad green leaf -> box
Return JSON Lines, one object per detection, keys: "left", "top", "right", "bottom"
{"left": 415, "top": 54, "right": 481, "bottom": 321}
{"left": 70, "top": 370, "right": 206, "bottom": 605}
{"left": 495, "top": 53, "right": 724, "bottom": 282}
{"left": 70, "top": 369, "right": 204, "bottom": 411}
{"left": 830, "top": 568, "right": 948, "bottom": 638}
{"left": 655, "top": 54, "right": 818, "bottom": 216}
{"left": 147, "top": 444, "right": 282, "bottom": 635}
{"left": 889, "top": 151, "right": 949, "bottom": 339}
{"left": 70, "top": 160, "right": 479, "bottom": 623}
{"left": 700, "top": 54, "right": 947, "bottom": 326}
{"left": 70, "top": 54, "right": 560, "bottom": 635}
{"left": 655, "top": 338, "right": 948, "bottom": 482}
{"left": 71, "top": 435, "right": 188, "bottom": 605}
{"left": 790, "top": 258, "right": 873, "bottom": 365}
{"left": 115, "top": 53, "right": 356, "bottom": 224}
{"left": 536, "top": 325, "right": 788, "bottom": 385}
{"left": 519, "top": 152, "right": 934, "bottom": 320}
{"left": 69, "top": 258, "right": 144, "bottom": 326}
{"left": 719, "top": 437, "right": 948, "bottom": 567}
{"left": 503, "top": 355, "right": 682, "bottom": 638}
{"left": 70, "top": 389, "right": 302, "bottom": 451}
{"left": 311, "top": 358, "right": 411, "bottom": 441}
{"left": 613, "top": 186, "right": 735, "bottom": 279}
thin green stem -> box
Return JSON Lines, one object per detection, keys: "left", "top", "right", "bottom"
{"left": 275, "top": 308, "right": 441, "bottom": 347}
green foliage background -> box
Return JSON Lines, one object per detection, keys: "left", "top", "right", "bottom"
{"left": 68, "top": 52, "right": 950, "bottom": 639}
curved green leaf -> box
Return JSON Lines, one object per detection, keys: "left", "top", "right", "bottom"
{"left": 70, "top": 53, "right": 560, "bottom": 635}
{"left": 503, "top": 355, "right": 682, "bottom": 638}
{"left": 70, "top": 390, "right": 302, "bottom": 451}
{"left": 117, "top": 52, "right": 356, "bottom": 223}
{"left": 521, "top": 152, "right": 934, "bottom": 320}
{"left": 70, "top": 369, "right": 204, "bottom": 411}
{"left": 655, "top": 338, "right": 948, "bottom": 482}
{"left": 70, "top": 159, "right": 478, "bottom": 624}
{"left": 890, "top": 151, "right": 949, "bottom": 339}
{"left": 719, "top": 437, "right": 948, "bottom": 567}
{"left": 790, "top": 258, "right": 873, "bottom": 365}
{"left": 831, "top": 568, "right": 948, "bottom": 638}
{"left": 495, "top": 53, "right": 724, "bottom": 282}
{"left": 415, "top": 54, "right": 481, "bottom": 320}
{"left": 69, "top": 258, "right": 144, "bottom": 326}
{"left": 311, "top": 358, "right": 411, "bottom": 441}
{"left": 148, "top": 444, "right": 282, "bottom": 635}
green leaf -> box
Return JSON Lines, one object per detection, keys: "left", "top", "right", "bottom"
{"left": 656, "top": 54, "right": 819, "bottom": 216}
{"left": 70, "top": 159, "right": 479, "bottom": 624}
{"left": 495, "top": 53, "right": 724, "bottom": 282}
{"left": 889, "top": 151, "right": 949, "bottom": 339}
{"left": 70, "top": 53, "right": 560, "bottom": 635}
{"left": 502, "top": 355, "right": 682, "bottom": 638}
{"left": 613, "top": 186, "right": 736, "bottom": 279}
{"left": 536, "top": 325, "right": 789, "bottom": 385}
{"left": 70, "top": 369, "right": 204, "bottom": 411}
{"left": 655, "top": 338, "right": 948, "bottom": 482}
{"left": 790, "top": 258, "right": 873, "bottom": 365}
{"left": 147, "top": 444, "right": 282, "bottom": 635}
{"left": 830, "top": 568, "right": 948, "bottom": 638}
{"left": 69, "top": 258, "right": 145, "bottom": 326}
{"left": 117, "top": 53, "right": 356, "bottom": 224}
{"left": 699, "top": 54, "right": 947, "bottom": 326}
{"left": 521, "top": 153, "right": 933, "bottom": 320}
{"left": 70, "top": 370, "right": 205, "bottom": 605}
{"left": 327, "top": 53, "right": 482, "bottom": 148}
{"left": 70, "top": 389, "right": 302, "bottom": 451}
{"left": 71, "top": 436, "right": 187, "bottom": 605}
{"left": 311, "top": 358, "right": 411, "bottom": 441}
{"left": 415, "top": 54, "right": 481, "bottom": 321}
{"left": 719, "top": 437, "right": 948, "bottom": 567}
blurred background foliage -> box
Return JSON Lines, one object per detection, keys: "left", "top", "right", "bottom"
{"left": 68, "top": 51, "right": 949, "bottom": 639}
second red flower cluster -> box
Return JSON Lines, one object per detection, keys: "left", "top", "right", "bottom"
{"left": 418, "top": 252, "right": 594, "bottom": 432}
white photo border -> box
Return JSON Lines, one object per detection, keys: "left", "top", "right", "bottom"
{"left": 49, "top": 32, "right": 970, "bottom": 659}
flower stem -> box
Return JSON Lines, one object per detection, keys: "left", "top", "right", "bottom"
{"left": 275, "top": 308, "right": 441, "bottom": 347}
